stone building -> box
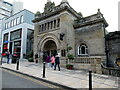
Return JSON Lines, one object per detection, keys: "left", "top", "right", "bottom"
{"left": 105, "top": 31, "right": 120, "bottom": 67}
{"left": 33, "top": 0, "right": 108, "bottom": 72}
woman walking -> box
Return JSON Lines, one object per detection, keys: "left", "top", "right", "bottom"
{"left": 50, "top": 55, "right": 55, "bottom": 68}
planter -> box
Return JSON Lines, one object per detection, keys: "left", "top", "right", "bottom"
{"left": 66, "top": 64, "right": 74, "bottom": 70}
{"left": 67, "top": 66, "right": 73, "bottom": 70}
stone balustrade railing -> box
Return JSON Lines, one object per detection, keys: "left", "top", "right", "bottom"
{"left": 67, "top": 57, "right": 102, "bottom": 74}
{"left": 69, "top": 57, "right": 101, "bottom": 65}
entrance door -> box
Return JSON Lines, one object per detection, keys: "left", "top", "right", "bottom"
{"left": 43, "top": 40, "right": 57, "bottom": 56}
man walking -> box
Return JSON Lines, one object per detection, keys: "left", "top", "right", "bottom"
{"left": 54, "top": 53, "right": 60, "bottom": 71}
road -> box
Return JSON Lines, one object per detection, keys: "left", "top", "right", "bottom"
{"left": 2, "top": 68, "right": 60, "bottom": 89}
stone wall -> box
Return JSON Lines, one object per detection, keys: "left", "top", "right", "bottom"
{"left": 61, "top": 56, "right": 102, "bottom": 74}
{"left": 75, "top": 23, "right": 106, "bottom": 62}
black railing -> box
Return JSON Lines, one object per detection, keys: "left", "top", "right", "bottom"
{"left": 101, "top": 63, "right": 120, "bottom": 77}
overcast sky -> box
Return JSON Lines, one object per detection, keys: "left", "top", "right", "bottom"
{"left": 6, "top": 0, "right": 119, "bottom": 32}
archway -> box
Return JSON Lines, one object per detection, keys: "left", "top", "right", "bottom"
{"left": 43, "top": 40, "right": 57, "bottom": 56}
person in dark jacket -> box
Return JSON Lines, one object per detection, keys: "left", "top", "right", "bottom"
{"left": 54, "top": 53, "right": 60, "bottom": 71}
{"left": 35, "top": 53, "right": 38, "bottom": 63}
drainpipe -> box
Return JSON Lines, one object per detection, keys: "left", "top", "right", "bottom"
{"left": 103, "top": 24, "right": 109, "bottom": 67}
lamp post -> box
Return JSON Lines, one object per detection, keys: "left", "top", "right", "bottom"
{"left": 0, "top": 55, "right": 2, "bottom": 65}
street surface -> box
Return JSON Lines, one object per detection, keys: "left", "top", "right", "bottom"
{"left": 2, "top": 69, "right": 59, "bottom": 89}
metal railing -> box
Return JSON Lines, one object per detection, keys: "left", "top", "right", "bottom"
{"left": 101, "top": 63, "right": 120, "bottom": 77}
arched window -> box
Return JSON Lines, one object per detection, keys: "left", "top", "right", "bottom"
{"left": 78, "top": 43, "right": 88, "bottom": 55}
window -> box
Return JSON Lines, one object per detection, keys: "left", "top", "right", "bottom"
{"left": 61, "top": 49, "right": 66, "bottom": 57}
{"left": 51, "top": 21, "right": 53, "bottom": 29}
{"left": 39, "top": 25, "right": 41, "bottom": 32}
{"left": 20, "top": 15, "right": 23, "bottom": 23}
{"left": 45, "top": 23, "right": 47, "bottom": 31}
{"left": 54, "top": 20, "right": 56, "bottom": 28}
{"left": 11, "top": 20, "right": 13, "bottom": 27}
{"left": 14, "top": 19, "right": 16, "bottom": 26}
{"left": 5, "top": 23, "right": 7, "bottom": 29}
{"left": 8, "top": 22, "right": 10, "bottom": 28}
{"left": 47, "top": 22, "right": 49, "bottom": 30}
{"left": 10, "top": 29, "right": 22, "bottom": 40}
{"left": 78, "top": 43, "right": 88, "bottom": 55}
{"left": 42, "top": 24, "right": 44, "bottom": 31}
{"left": 57, "top": 18, "right": 60, "bottom": 27}
{"left": 16, "top": 17, "right": 19, "bottom": 25}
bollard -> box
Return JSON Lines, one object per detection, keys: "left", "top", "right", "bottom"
{"left": 43, "top": 62, "right": 46, "bottom": 78}
{"left": 16, "top": 58, "right": 19, "bottom": 70}
{"left": 0, "top": 56, "right": 3, "bottom": 65}
{"left": 89, "top": 71, "right": 92, "bottom": 90}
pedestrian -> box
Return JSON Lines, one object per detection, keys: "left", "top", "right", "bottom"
{"left": 35, "top": 53, "right": 38, "bottom": 63}
{"left": 54, "top": 53, "right": 60, "bottom": 71}
{"left": 46, "top": 55, "right": 51, "bottom": 68}
{"left": 6, "top": 50, "right": 10, "bottom": 64}
{"left": 9, "top": 53, "right": 12, "bottom": 64}
{"left": 50, "top": 55, "right": 55, "bottom": 68}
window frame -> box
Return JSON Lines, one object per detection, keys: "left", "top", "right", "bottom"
{"left": 78, "top": 43, "right": 88, "bottom": 55}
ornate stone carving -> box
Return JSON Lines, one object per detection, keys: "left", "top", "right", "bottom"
{"left": 44, "top": 1, "right": 55, "bottom": 13}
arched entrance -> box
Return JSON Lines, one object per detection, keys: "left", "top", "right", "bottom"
{"left": 43, "top": 40, "right": 57, "bottom": 56}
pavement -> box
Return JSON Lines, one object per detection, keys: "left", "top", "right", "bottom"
{"left": 1, "top": 58, "right": 120, "bottom": 89}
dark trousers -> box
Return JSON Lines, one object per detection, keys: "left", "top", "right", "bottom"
{"left": 7, "top": 58, "right": 9, "bottom": 64}
{"left": 54, "top": 63, "right": 60, "bottom": 71}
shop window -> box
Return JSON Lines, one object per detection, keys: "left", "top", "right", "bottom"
{"left": 3, "top": 33, "right": 8, "bottom": 42}
{"left": 10, "top": 29, "right": 22, "bottom": 40}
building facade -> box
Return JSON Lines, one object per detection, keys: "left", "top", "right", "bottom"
{"left": 0, "top": 0, "right": 12, "bottom": 18}
{"left": 0, "top": 0, "right": 23, "bottom": 53}
{"left": 33, "top": 0, "right": 108, "bottom": 70}
{"left": 105, "top": 31, "right": 120, "bottom": 67}
{"left": 1, "top": 9, "right": 34, "bottom": 59}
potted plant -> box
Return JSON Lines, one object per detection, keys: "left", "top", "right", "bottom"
{"left": 67, "top": 54, "right": 74, "bottom": 60}
{"left": 28, "top": 57, "right": 34, "bottom": 62}
{"left": 66, "top": 64, "right": 74, "bottom": 70}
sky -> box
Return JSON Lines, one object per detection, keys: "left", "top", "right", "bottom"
{"left": 5, "top": 0, "right": 120, "bottom": 32}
